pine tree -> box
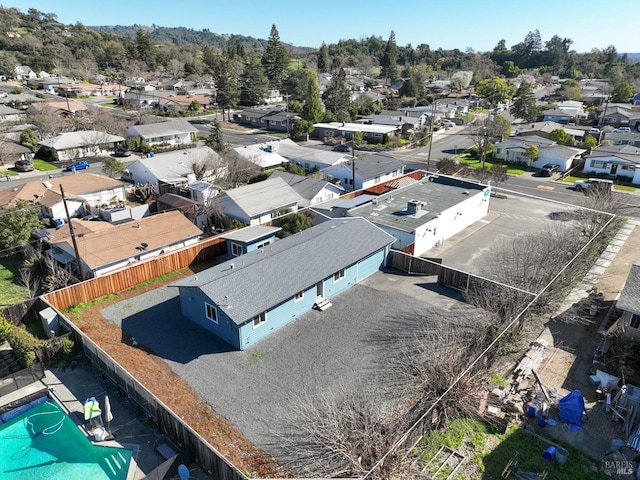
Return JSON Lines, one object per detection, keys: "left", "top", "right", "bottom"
{"left": 206, "top": 119, "right": 228, "bottom": 153}
{"left": 381, "top": 31, "right": 399, "bottom": 83}
{"left": 511, "top": 82, "right": 538, "bottom": 122}
{"left": 261, "top": 24, "right": 289, "bottom": 90}
{"left": 239, "top": 56, "right": 269, "bottom": 106}
{"left": 317, "top": 42, "right": 330, "bottom": 73}
{"left": 301, "top": 70, "right": 323, "bottom": 123}
{"left": 322, "top": 57, "right": 351, "bottom": 122}
{"left": 212, "top": 55, "right": 239, "bottom": 121}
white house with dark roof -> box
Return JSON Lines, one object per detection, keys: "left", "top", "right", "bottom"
{"left": 217, "top": 176, "right": 304, "bottom": 225}
{"left": 127, "top": 119, "right": 198, "bottom": 147}
{"left": 321, "top": 152, "right": 405, "bottom": 191}
{"left": 347, "top": 175, "right": 491, "bottom": 256}
{"left": 582, "top": 144, "right": 640, "bottom": 184}
{"left": 270, "top": 170, "right": 344, "bottom": 206}
{"left": 37, "top": 130, "right": 125, "bottom": 161}
{"left": 171, "top": 217, "right": 395, "bottom": 349}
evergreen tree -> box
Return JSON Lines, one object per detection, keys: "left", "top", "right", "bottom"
{"left": 239, "top": 55, "right": 269, "bottom": 106}
{"left": 317, "top": 42, "right": 330, "bottom": 73}
{"left": 322, "top": 57, "right": 351, "bottom": 122}
{"left": 212, "top": 55, "right": 239, "bottom": 121}
{"left": 261, "top": 24, "right": 289, "bottom": 89}
{"left": 301, "top": 70, "right": 323, "bottom": 123}
{"left": 381, "top": 31, "right": 399, "bottom": 83}
{"left": 511, "top": 82, "right": 538, "bottom": 122}
{"left": 206, "top": 119, "right": 228, "bottom": 153}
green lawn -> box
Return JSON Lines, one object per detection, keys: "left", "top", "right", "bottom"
{"left": 0, "top": 257, "right": 28, "bottom": 307}
{"left": 416, "top": 418, "right": 605, "bottom": 480}
{"left": 32, "top": 159, "right": 58, "bottom": 171}
{"left": 458, "top": 155, "right": 526, "bottom": 175}
{"left": 0, "top": 169, "right": 19, "bottom": 177}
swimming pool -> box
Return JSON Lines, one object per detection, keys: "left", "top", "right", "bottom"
{"left": 0, "top": 398, "right": 132, "bottom": 480}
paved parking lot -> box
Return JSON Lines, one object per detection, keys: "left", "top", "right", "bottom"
{"left": 425, "top": 192, "right": 584, "bottom": 275}
{"left": 101, "top": 269, "right": 487, "bottom": 461}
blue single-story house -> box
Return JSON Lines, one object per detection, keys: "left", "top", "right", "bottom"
{"left": 171, "top": 218, "right": 396, "bottom": 350}
{"left": 220, "top": 225, "right": 282, "bottom": 258}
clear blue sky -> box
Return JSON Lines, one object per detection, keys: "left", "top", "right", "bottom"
{"left": 3, "top": 0, "right": 639, "bottom": 53}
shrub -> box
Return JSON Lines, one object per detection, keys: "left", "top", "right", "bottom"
{"left": 60, "top": 337, "right": 75, "bottom": 359}
{"left": 6, "top": 324, "right": 44, "bottom": 367}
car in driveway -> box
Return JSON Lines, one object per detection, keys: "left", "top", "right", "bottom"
{"left": 14, "top": 159, "right": 34, "bottom": 172}
{"left": 332, "top": 144, "right": 351, "bottom": 153}
{"left": 538, "top": 163, "right": 559, "bottom": 176}
{"left": 441, "top": 119, "right": 456, "bottom": 127}
{"left": 113, "top": 148, "right": 132, "bottom": 157}
{"left": 64, "top": 160, "right": 90, "bottom": 171}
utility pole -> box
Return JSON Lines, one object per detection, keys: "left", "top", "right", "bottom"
{"left": 351, "top": 138, "right": 356, "bottom": 191}
{"left": 283, "top": 93, "right": 291, "bottom": 136}
{"left": 60, "top": 185, "right": 85, "bottom": 281}
{"left": 426, "top": 98, "right": 437, "bottom": 173}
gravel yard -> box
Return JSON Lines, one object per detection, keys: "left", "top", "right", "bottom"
{"left": 101, "top": 269, "right": 486, "bottom": 458}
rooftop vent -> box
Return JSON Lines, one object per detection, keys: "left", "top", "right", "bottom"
{"left": 407, "top": 199, "right": 422, "bottom": 214}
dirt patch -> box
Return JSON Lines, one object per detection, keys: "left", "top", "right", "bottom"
{"left": 65, "top": 267, "right": 289, "bottom": 478}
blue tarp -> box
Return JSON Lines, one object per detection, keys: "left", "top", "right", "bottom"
{"left": 558, "top": 390, "right": 585, "bottom": 427}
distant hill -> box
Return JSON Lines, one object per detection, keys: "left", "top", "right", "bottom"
{"left": 624, "top": 53, "right": 640, "bottom": 61}
{"left": 89, "top": 25, "right": 312, "bottom": 53}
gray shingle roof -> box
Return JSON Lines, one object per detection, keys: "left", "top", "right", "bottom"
{"left": 339, "top": 153, "right": 405, "bottom": 180}
{"left": 617, "top": 263, "right": 640, "bottom": 315}
{"left": 222, "top": 176, "right": 304, "bottom": 217}
{"left": 171, "top": 217, "right": 395, "bottom": 325}
{"left": 129, "top": 119, "right": 197, "bottom": 138}
{"left": 270, "top": 171, "right": 340, "bottom": 202}
{"left": 39, "top": 130, "right": 125, "bottom": 149}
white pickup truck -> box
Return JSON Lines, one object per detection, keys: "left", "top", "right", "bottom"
{"left": 573, "top": 178, "right": 613, "bottom": 192}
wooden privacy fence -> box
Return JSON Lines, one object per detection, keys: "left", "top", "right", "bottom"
{"left": 48, "top": 300, "right": 247, "bottom": 480}
{"left": 388, "top": 250, "right": 442, "bottom": 275}
{"left": 388, "top": 250, "right": 536, "bottom": 299}
{"left": 44, "top": 235, "right": 227, "bottom": 311}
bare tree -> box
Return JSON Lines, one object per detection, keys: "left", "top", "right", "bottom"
{"left": 278, "top": 390, "right": 407, "bottom": 479}
{"left": 189, "top": 150, "right": 223, "bottom": 181}
{"left": 130, "top": 182, "right": 156, "bottom": 203}
{"left": 27, "top": 103, "right": 70, "bottom": 139}
{"left": 19, "top": 267, "right": 40, "bottom": 298}
{"left": 215, "top": 153, "right": 260, "bottom": 189}
{"left": 470, "top": 116, "right": 509, "bottom": 168}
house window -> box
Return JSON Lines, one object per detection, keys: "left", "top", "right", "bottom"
{"left": 591, "top": 160, "right": 608, "bottom": 169}
{"left": 334, "top": 268, "right": 345, "bottom": 282}
{"left": 630, "top": 314, "right": 640, "bottom": 329}
{"left": 205, "top": 303, "right": 218, "bottom": 324}
{"left": 252, "top": 312, "right": 267, "bottom": 328}
{"left": 294, "top": 291, "right": 304, "bottom": 302}
{"left": 231, "top": 242, "right": 243, "bottom": 256}
{"left": 256, "top": 240, "right": 269, "bottom": 249}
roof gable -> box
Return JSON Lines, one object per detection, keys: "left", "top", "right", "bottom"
{"left": 223, "top": 176, "right": 304, "bottom": 217}
{"left": 617, "top": 263, "right": 640, "bottom": 315}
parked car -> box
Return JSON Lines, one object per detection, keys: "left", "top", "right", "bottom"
{"left": 538, "top": 164, "right": 559, "bottom": 177}
{"left": 114, "top": 148, "right": 132, "bottom": 157}
{"left": 332, "top": 144, "right": 351, "bottom": 152}
{"left": 63, "top": 160, "right": 90, "bottom": 171}
{"left": 587, "top": 128, "right": 601, "bottom": 135}
{"left": 614, "top": 127, "right": 631, "bottom": 133}
{"left": 14, "top": 159, "right": 34, "bottom": 172}
{"left": 441, "top": 119, "right": 456, "bottom": 127}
